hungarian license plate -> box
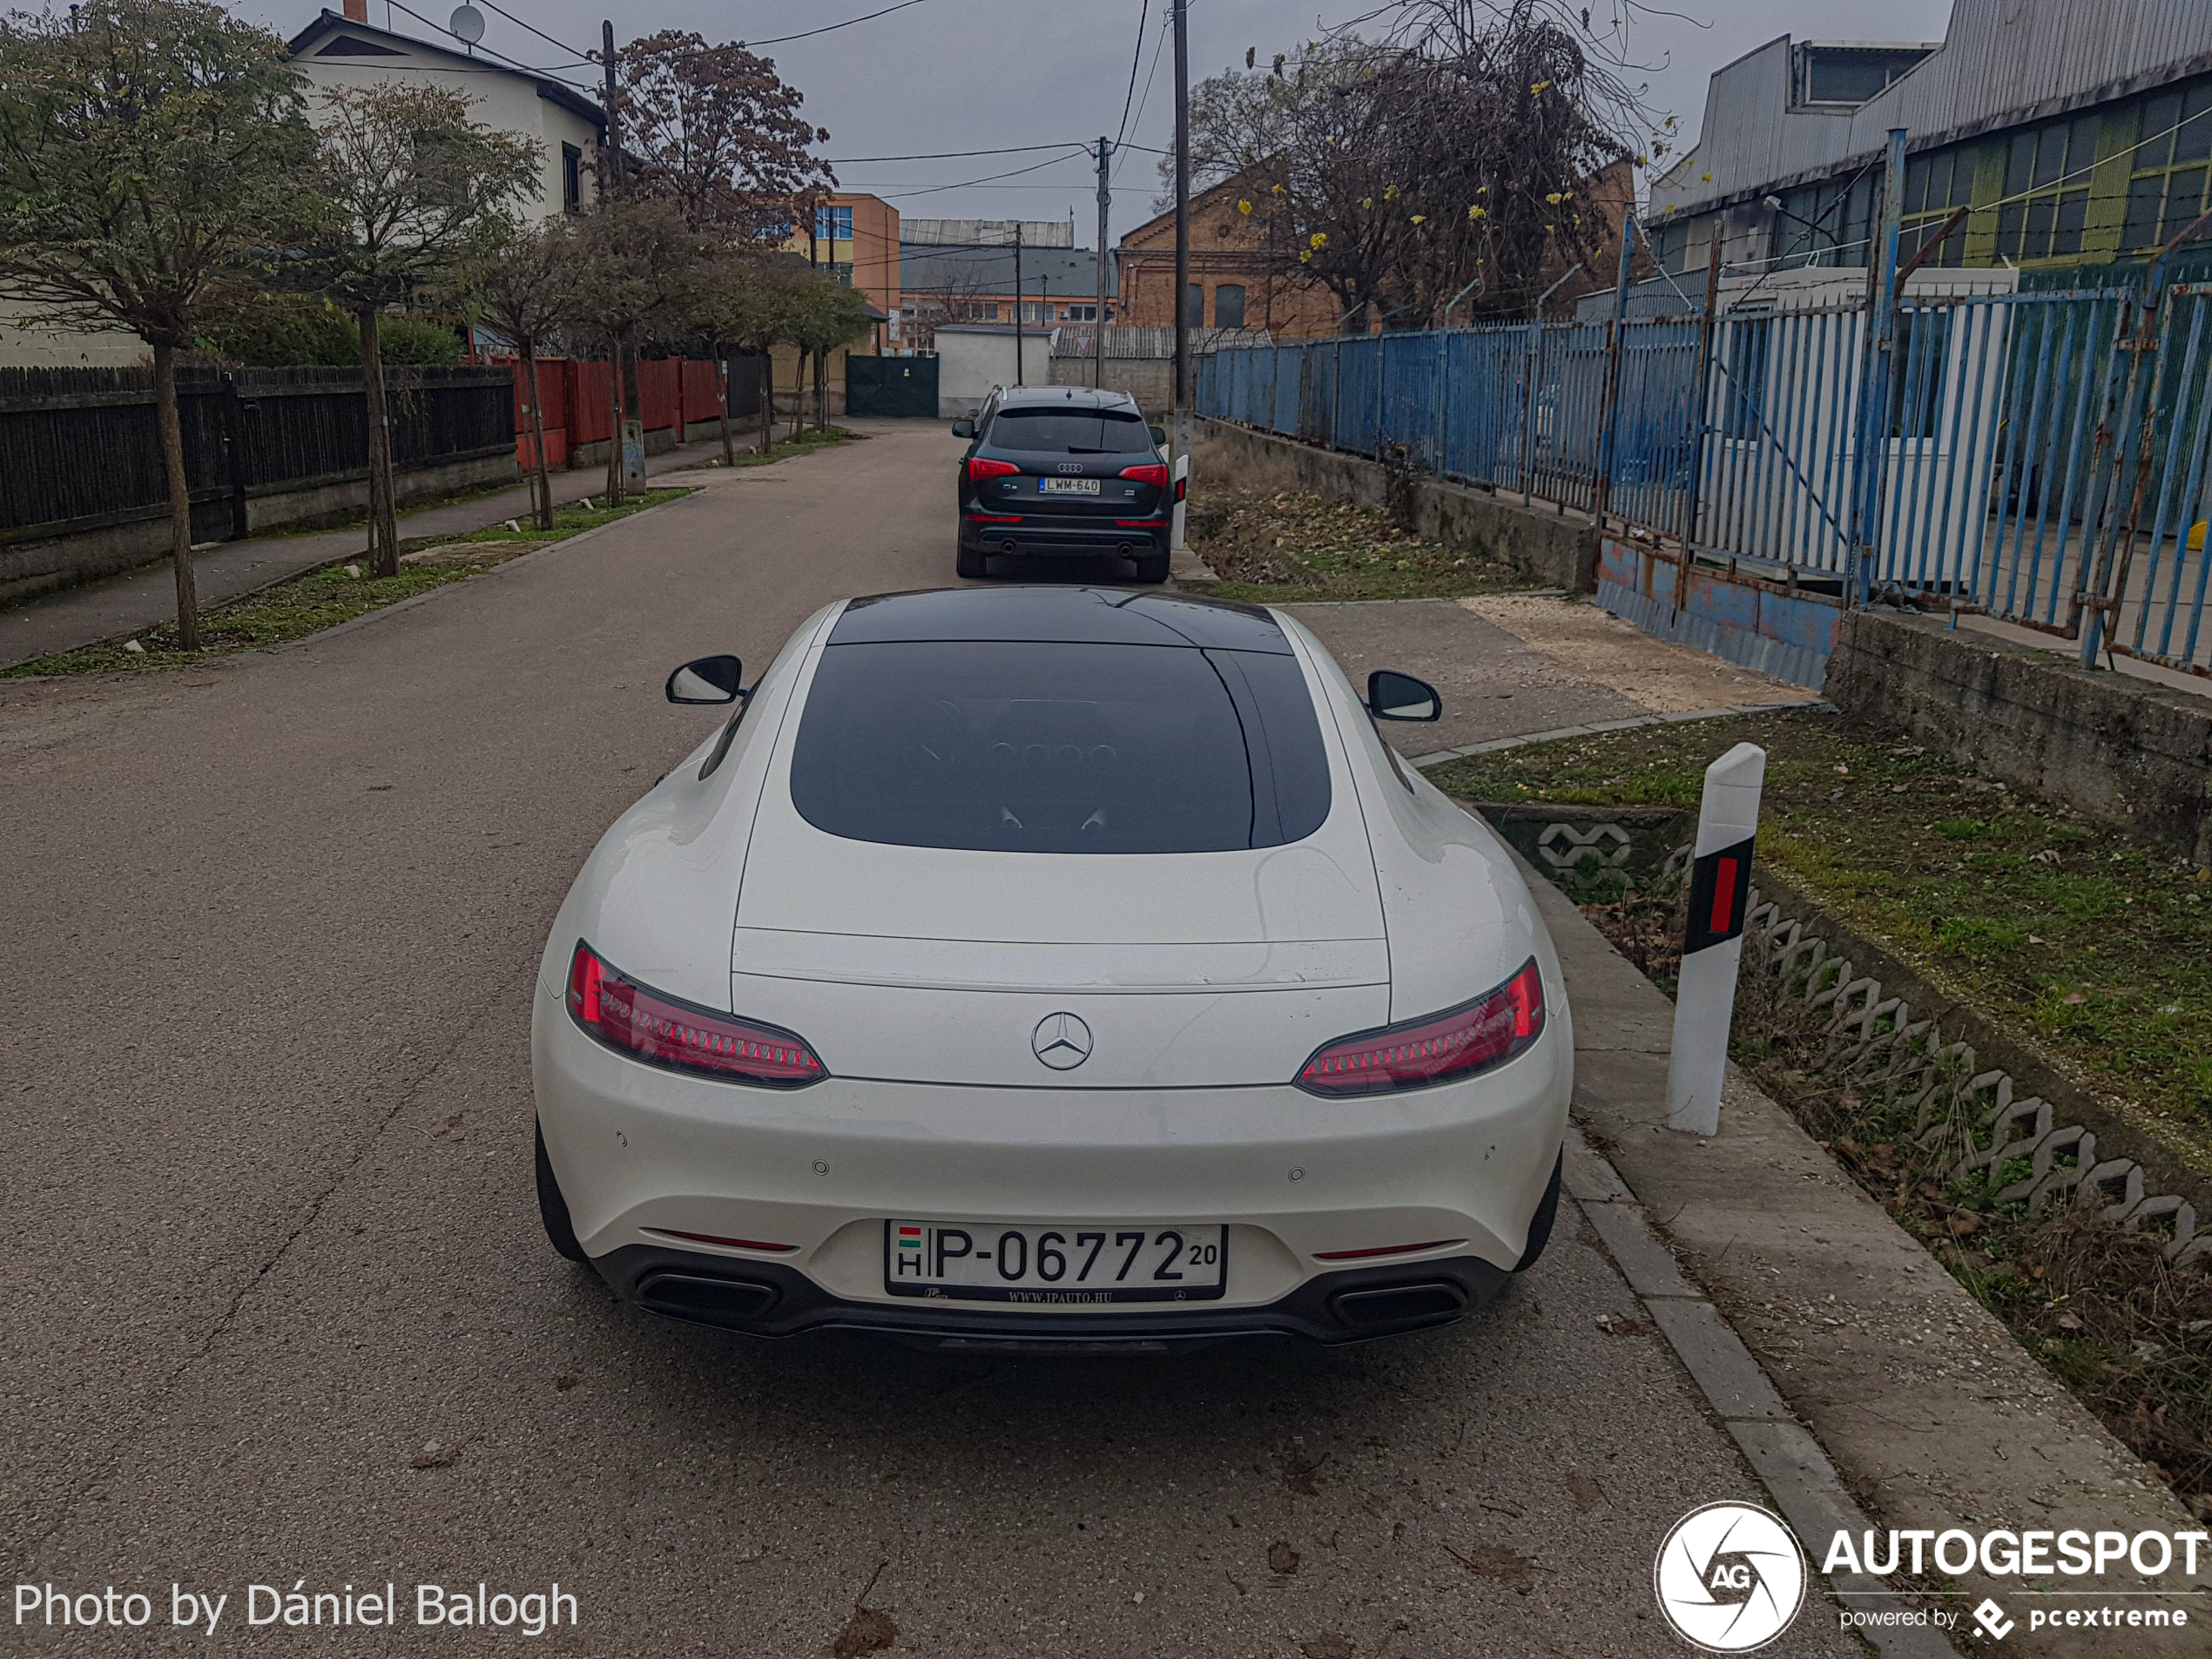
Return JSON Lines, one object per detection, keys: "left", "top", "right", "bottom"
{"left": 885, "top": 1221, "right": 1227, "bottom": 1304}
{"left": 1039, "top": 477, "right": 1101, "bottom": 494}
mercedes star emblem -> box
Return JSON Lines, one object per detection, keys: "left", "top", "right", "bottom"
{"left": 1031, "top": 1012, "right": 1093, "bottom": 1069}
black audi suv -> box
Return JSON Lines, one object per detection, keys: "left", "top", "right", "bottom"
{"left": 953, "top": 386, "right": 1176, "bottom": 583}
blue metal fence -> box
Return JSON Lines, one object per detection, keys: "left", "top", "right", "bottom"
{"left": 1198, "top": 286, "right": 2212, "bottom": 678}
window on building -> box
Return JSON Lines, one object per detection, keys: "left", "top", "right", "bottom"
{"left": 1185, "top": 283, "right": 1204, "bottom": 327}
{"left": 1063, "top": 304, "right": 1098, "bottom": 321}
{"left": 1995, "top": 116, "right": 2096, "bottom": 261}
{"left": 1214, "top": 284, "right": 1247, "bottom": 328}
{"left": 562, "top": 144, "right": 583, "bottom": 214}
{"left": 1771, "top": 173, "right": 1875, "bottom": 268}
{"left": 1899, "top": 145, "right": 1974, "bottom": 267}
{"left": 814, "top": 204, "right": 854, "bottom": 242}
{"left": 1019, "top": 300, "right": 1053, "bottom": 323}
{"left": 831, "top": 262, "right": 853, "bottom": 286}
{"left": 2123, "top": 81, "right": 2212, "bottom": 252}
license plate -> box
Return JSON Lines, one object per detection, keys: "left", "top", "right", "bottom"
{"left": 885, "top": 1221, "right": 1227, "bottom": 1304}
{"left": 1039, "top": 477, "right": 1101, "bottom": 495}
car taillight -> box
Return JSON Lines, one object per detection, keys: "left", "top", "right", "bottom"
{"left": 967, "top": 456, "right": 1020, "bottom": 482}
{"left": 1118, "top": 462, "right": 1170, "bottom": 486}
{"left": 1296, "top": 959, "right": 1544, "bottom": 1096}
{"left": 567, "top": 941, "right": 826, "bottom": 1089}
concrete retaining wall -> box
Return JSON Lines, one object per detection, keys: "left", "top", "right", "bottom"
{"left": 1195, "top": 418, "right": 1598, "bottom": 594}
{"left": 1826, "top": 609, "right": 2212, "bottom": 863}
{"left": 0, "top": 448, "right": 518, "bottom": 607}
{"left": 1595, "top": 537, "right": 1843, "bottom": 691}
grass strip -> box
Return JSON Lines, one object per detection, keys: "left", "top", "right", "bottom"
{"left": 6, "top": 489, "right": 691, "bottom": 678}
{"left": 1426, "top": 705, "right": 2212, "bottom": 1130}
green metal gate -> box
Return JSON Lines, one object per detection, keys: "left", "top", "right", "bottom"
{"left": 845, "top": 354, "right": 939, "bottom": 418}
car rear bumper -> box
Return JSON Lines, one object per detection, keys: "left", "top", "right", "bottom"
{"left": 595, "top": 1241, "right": 1507, "bottom": 1349}
{"left": 532, "top": 986, "right": 1569, "bottom": 1345}
{"left": 960, "top": 516, "right": 1169, "bottom": 556}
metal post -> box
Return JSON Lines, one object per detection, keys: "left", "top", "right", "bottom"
{"left": 1844, "top": 128, "right": 1907, "bottom": 607}
{"left": 219, "top": 373, "right": 250, "bottom": 541}
{"left": 1680, "top": 233, "right": 1726, "bottom": 596}
{"left": 1666, "top": 743, "right": 1767, "bottom": 1136}
{"left": 1171, "top": 0, "right": 1190, "bottom": 450}
{"left": 1013, "top": 222, "right": 1023, "bottom": 387}
{"left": 1591, "top": 214, "right": 1639, "bottom": 529}
{"left": 1095, "top": 136, "right": 1111, "bottom": 391}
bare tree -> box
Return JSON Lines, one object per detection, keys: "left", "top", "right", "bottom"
{"left": 0, "top": 0, "right": 313, "bottom": 649}
{"left": 465, "top": 219, "right": 584, "bottom": 529}
{"left": 570, "top": 197, "right": 710, "bottom": 499}
{"left": 304, "top": 83, "right": 539, "bottom": 576}
{"left": 1172, "top": 4, "right": 1642, "bottom": 322}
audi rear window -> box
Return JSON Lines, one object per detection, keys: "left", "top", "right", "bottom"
{"left": 789, "top": 641, "right": 1330, "bottom": 854}
{"left": 986, "top": 407, "right": 1156, "bottom": 454}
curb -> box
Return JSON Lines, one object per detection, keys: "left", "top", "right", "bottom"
{"left": 1561, "top": 1134, "right": 1959, "bottom": 1657}
{"left": 1409, "top": 700, "right": 1832, "bottom": 769}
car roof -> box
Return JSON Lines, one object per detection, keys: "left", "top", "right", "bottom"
{"left": 828, "top": 587, "right": 1291, "bottom": 653}
{"left": 990, "top": 385, "right": 1142, "bottom": 413}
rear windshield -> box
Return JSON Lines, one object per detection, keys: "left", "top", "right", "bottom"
{"left": 987, "top": 407, "right": 1155, "bottom": 455}
{"left": 790, "top": 641, "right": 1330, "bottom": 854}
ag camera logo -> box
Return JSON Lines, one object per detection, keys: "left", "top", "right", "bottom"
{"left": 1655, "top": 1501, "right": 1808, "bottom": 1652}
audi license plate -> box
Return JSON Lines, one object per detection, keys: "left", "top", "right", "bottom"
{"left": 1039, "top": 477, "right": 1101, "bottom": 494}
{"left": 886, "top": 1221, "right": 1227, "bottom": 1304}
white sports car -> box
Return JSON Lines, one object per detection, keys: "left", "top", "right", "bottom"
{"left": 531, "top": 587, "right": 1572, "bottom": 1350}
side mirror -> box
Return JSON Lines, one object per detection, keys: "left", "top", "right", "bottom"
{"left": 1367, "top": 669, "right": 1441, "bottom": 722}
{"left": 1149, "top": 424, "right": 1168, "bottom": 447}
{"left": 665, "top": 654, "right": 744, "bottom": 705}
{"left": 951, "top": 417, "right": 975, "bottom": 439}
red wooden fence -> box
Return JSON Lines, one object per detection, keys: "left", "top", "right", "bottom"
{"left": 498, "top": 355, "right": 743, "bottom": 470}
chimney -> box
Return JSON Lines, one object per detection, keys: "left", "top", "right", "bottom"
{"left": 342, "top": 0, "right": 368, "bottom": 21}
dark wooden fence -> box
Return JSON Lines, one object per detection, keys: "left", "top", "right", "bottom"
{"left": 0, "top": 365, "right": 516, "bottom": 548}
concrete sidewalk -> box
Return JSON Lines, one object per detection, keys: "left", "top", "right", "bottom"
{"left": 1525, "top": 846, "right": 2205, "bottom": 1656}
{"left": 2, "top": 440, "right": 724, "bottom": 671}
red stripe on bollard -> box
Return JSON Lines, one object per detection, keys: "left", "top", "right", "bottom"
{"left": 1711, "top": 857, "right": 1737, "bottom": 933}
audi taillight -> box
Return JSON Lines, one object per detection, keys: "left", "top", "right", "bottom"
{"left": 967, "top": 456, "right": 1020, "bottom": 482}
{"left": 1296, "top": 959, "right": 1544, "bottom": 1096}
{"left": 1118, "top": 462, "right": 1170, "bottom": 487}
{"left": 567, "top": 941, "right": 825, "bottom": 1089}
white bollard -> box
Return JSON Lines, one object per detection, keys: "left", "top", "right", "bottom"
{"left": 1170, "top": 451, "right": 1190, "bottom": 552}
{"left": 1665, "top": 741, "right": 1767, "bottom": 1136}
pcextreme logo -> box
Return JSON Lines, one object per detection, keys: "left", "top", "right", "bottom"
{"left": 1654, "top": 1502, "right": 1808, "bottom": 1653}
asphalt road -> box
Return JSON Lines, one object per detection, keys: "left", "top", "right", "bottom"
{"left": 3, "top": 421, "right": 1858, "bottom": 1657}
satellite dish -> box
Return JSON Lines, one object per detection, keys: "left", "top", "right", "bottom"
{"left": 448, "top": 4, "right": 485, "bottom": 44}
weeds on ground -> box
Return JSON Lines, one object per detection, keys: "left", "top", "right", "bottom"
{"left": 1184, "top": 440, "right": 1523, "bottom": 602}
{"left": 1430, "top": 706, "right": 2212, "bottom": 1131}
{"left": 6, "top": 489, "right": 691, "bottom": 677}
{"left": 694, "top": 425, "right": 858, "bottom": 469}
{"left": 1473, "top": 737, "right": 2212, "bottom": 1514}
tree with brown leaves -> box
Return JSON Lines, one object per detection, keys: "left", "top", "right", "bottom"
{"left": 615, "top": 31, "right": 833, "bottom": 239}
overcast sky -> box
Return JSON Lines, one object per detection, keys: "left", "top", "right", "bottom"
{"left": 249, "top": 0, "right": 1958, "bottom": 243}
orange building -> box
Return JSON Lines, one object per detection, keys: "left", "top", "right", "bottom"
{"left": 783, "top": 192, "right": 901, "bottom": 342}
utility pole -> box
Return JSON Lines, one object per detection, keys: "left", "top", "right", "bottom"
{"left": 1013, "top": 221, "right": 1024, "bottom": 387}
{"left": 599, "top": 21, "right": 620, "bottom": 193}
{"left": 1095, "top": 136, "right": 1111, "bottom": 390}
{"left": 1844, "top": 128, "right": 1908, "bottom": 610}
{"left": 1171, "top": 0, "right": 1190, "bottom": 442}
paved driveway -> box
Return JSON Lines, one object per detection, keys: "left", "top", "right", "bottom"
{"left": 1, "top": 421, "right": 1854, "bottom": 1656}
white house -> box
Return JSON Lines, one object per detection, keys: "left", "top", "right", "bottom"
{"left": 288, "top": 5, "right": 606, "bottom": 226}
{"left": 0, "top": 3, "right": 606, "bottom": 367}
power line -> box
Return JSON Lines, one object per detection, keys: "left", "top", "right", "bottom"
{"left": 383, "top": 0, "right": 594, "bottom": 90}
{"left": 1114, "top": 0, "right": 1150, "bottom": 150}
{"left": 741, "top": 0, "right": 935, "bottom": 46}
{"left": 867, "top": 150, "right": 1097, "bottom": 200}
{"left": 471, "top": 0, "right": 589, "bottom": 62}
{"left": 821, "top": 144, "right": 1093, "bottom": 163}
{"left": 1113, "top": 12, "right": 1170, "bottom": 187}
